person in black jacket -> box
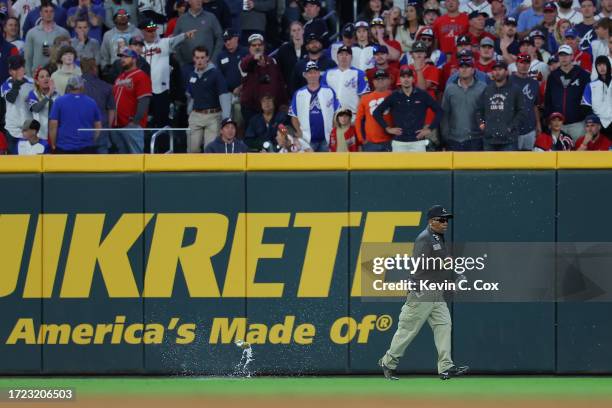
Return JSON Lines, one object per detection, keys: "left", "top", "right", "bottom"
{"left": 476, "top": 60, "right": 525, "bottom": 151}
{"left": 276, "top": 21, "right": 307, "bottom": 86}
{"left": 544, "top": 44, "right": 591, "bottom": 141}
{"left": 204, "top": 117, "right": 248, "bottom": 153}
{"left": 244, "top": 94, "right": 288, "bottom": 151}
{"left": 289, "top": 32, "right": 337, "bottom": 95}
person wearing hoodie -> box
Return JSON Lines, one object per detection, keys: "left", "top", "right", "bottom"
{"left": 329, "top": 108, "right": 360, "bottom": 152}
{"left": 100, "top": 8, "right": 142, "bottom": 71}
{"left": 544, "top": 44, "right": 591, "bottom": 141}
{"left": 204, "top": 117, "right": 248, "bottom": 153}
{"left": 476, "top": 60, "right": 525, "bottom": 151}
{"left": 582, "top": 55, "right": 612, "bottom": 137}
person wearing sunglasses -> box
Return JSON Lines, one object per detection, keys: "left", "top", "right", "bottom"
{"left": 379, "top": 205, "right": 469, "bottom": 381}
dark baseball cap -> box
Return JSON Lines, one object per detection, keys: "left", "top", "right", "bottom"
{"left": 337, "top": 45, "right": 352, "bottom": 55}
{"left": 373, "top": 69, "right": 389, "bottom": 79}
{"left": 305, "top": 32, "right": 320, "bottom": 44}
{"left": 342, "top": 23, "right": 355, "bottom": 37}
{"left": 371, "top": 17, "right": 384, "bottom": 27}
{"left": 543, "top": 1, "right": 557, "bottom": 11}
{"left": 457, "top": 34, "right": 471, "bottom": 45}
{"left": 458, "top": 57, "right": 474, "bottom": 67}
{"left": 7, "top": 54, "right": 24, "bottom": 70}
{"left": 373, "top": 44, "right": 388, "bottom": 54}
{"left": 399, "top": 66, "right": 415, "bottom": 76}
{"left": 457, "top": 49, "right": 473, "bottom": 58}
{"left": 221, "top": 117, "right": 237, "bottom": 128}
{"left": 427, "top": 205, "right": 453, "bottom": 220}
{"left": 468, "top": 10, "right": 488, "bottom": 19}
{"left": 504, "top": 16, "right": 517, "bottom": 25}
{"left": 304, "top": 61, "right": 320, "bottom": 72}
{"left": 584, "top": 114, "right": 601, "bottom": 126}
{"left": 564, "top": 28, "right": 578, "bottom": 38}
{"left": 303, "top": 0, "right": 321, "bottom": 5}
{"left": 548, "top": 54, "right": 559, "bottom": 64}
{"left": 129, "top": 35, "right": 144, "bottom": 46}
{"left": 519, "top": 37, "right": 534, "bottom": 46}
{"left": 142, "top": 20, "right": 157, "bottom": 32}
{"left": 411, "top": 40, "right": 428, "bottom": 52}
{"left": 492, "top": 59, "right": 508, "bottom": 69}
{"left": 223, "top": 28, "right": 240, "bottom": 40}
{"left": 529, "top": 29, "right": 545, "bottom": 39}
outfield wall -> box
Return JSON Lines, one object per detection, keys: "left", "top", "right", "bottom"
{"left": 1, "top": 152, "right": 611, "bottom": 375}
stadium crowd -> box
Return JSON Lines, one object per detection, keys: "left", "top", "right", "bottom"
{"left": 0, "top": 0, "right": 610, "bottom": 154}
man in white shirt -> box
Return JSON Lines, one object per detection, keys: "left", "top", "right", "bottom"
{"left": 322, "top": 45, "right": 369, "bottom": 115}
{"left": 141, "top": 20, "right": 195, "bottom": 129}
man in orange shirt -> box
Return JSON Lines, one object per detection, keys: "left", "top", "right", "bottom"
{"left": 355, "top": 69, "right": 392, "bottom": 151}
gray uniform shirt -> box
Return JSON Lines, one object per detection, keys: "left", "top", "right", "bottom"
{"left": 412, "top": 226, "right": 452, "bottom": 285}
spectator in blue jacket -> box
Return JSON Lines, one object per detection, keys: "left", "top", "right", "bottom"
{"left": 544, "top": 44, "right": 591, "bottom": 141}
{"left": 244, "top": 94, "right": 288, "bottom": 151}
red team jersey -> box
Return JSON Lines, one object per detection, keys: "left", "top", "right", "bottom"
{"left": 433, "top": 13, "right": 469, "bottom": 54}
{"left": 113, "top": 68, "right": 153, "bottom": 128}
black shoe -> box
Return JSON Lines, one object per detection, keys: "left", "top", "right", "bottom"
{"left": 378, "top": 359, "right": 399, "bottom": 380}
{"left": 439, "top": 365, "right": 469, "bottom": 380}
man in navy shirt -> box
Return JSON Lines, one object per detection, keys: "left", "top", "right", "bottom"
{"left": 184, "top": 45, "right": 231, "bottom": 153}
{"left": 373, "top": 66, "right": 442, "bottom": 152}
{"left": 48, "top": 76, "right": 102, "bottom": 154}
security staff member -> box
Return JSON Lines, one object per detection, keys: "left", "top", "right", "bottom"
{"left": 379, "top": 205, "right": 469, "bottom": 380}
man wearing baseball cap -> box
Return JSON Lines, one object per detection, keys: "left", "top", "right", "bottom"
{"left": 289, "top": 61, "right": 339, "bottom": 152}
{"left": 544, "top": 44, "right": 590, "bottom": 140}
{"left": 575, "top": 114, "right": 611, "bottom": 150}
{"left": 563, "top": 28, "right": 592, "bottom": 71}
{"left": 301, "top": 0, "right": 334, "bottom": 47}
{"left": 366, "top": 45, "right": 399, "bottom": 90}
{"left": 204, "top": 117, "right": 247, "bottom": 153}
{"left": 100, "top": 8, "right": 141, "bottom": 70}
{"left": 441, "top": 55, "right": 487, "bottom": 151}
{"left": 289, "top": 32, "right": 337, "bottom": 94}
{"left": 16, "top": 119, "right": 48, "bottom": 155}
{"left": 329, "top": 23, "right": 355, "bottom": 65}
{"left": 322, "top": 45, "right": 369, "bottom": 115}
{"left": 217, "top": 28, "right": 248, "bottom": 132}
{"left": 356, "top": 69, "right": 393, "bottom": 151}
{"left": 475, "top": 37, "right": 496, "bottom": 73}
{"left": 380, "top": 205, "right": 469, "bottom": 381}
{"left": 49, "top": 75, "right": 101, "bottom": 154}
{"left": 141, "top": 20, "right": 195, "bottom": 130}
{"left": 467, "top": 11, "right": 495, "bottom": 48}
{"left": 533, "top": 112, "right": 574, "bottom": 151}
{"left": 509, "top": 53, "right": 542, "bottom": 150}
{"left": 352, "top": 21, "right": 375, "bottom": 71}
{"left": 476, "top": 59, "right": 525, "bottom": 150}
{"left": 111, "top": 47, "right": 152, "bottom": 153}
{"left": 373, "top": 65, "right": 442, "bottom": 152}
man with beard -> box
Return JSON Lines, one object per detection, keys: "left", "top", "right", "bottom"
{"left": 366, "top": 45, "right": 399, "bottom": 90}
{"left": 557, "top": 0, "right": 583, "bottom": 25}
{"left": 475, "top": 37, "right": 496, "bottom": 73}
{"left": 100, "top": 8, "right": 141, "bottom": 72}
{"left": 112, "top": 48, "right": 152, "bottom": 153}
{"left": 496, "top": 17, "right": 521, "bottom": 64}
{"left": 509, "top": 53, "right": 542, "bottom": 150}
{"left": 290, "top": 32, "right": 336, "bottom": 94}
{"left": 476, "top": 60, "right": 525, "bottom": 151}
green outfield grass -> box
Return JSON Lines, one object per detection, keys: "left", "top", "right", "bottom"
{"left": 1, "top": 377, "right": 612, "bottom": 399}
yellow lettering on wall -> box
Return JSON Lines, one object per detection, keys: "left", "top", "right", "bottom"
{"left": 6, "top": 318, "right": 36, "bottom": 344}
{"left": 71, "top": 323, "right": 94, "bottom": 345}
{"left": 23, "top": 214, "right": 67, "bottom": 298}
{"left": 224, "top": 213, "right": 290, "bottom": 298}
{"left": 350, "top": 212, "right": 421, "bottom": 296}
{"left": 0, "top": 215, "right": 30, "bottom": 298}
{"left": 60, "top": 214, "right": 152, "bottom": 298}
{"left": 209, "top": 317, "right": 246, "bottom": 344}
{"left": 37, "top": 324, "right": 71, "bottom": 344}
{"left": 144, "top": 213, "right": 229, "bottom": 297}
{"left": 294, "top": 212, "right": 362, "bottom": 297}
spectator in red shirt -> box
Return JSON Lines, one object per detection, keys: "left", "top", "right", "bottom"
{"left": 432, "top": 0, "right": 469, "bottom": 56}
{"left": 563, "top": 28, "right": 592, "bottom": 72}
{"left": 576, "top": 114, "right": 612, "bottom": 150}
{"left": 475, "top": 37, "right": 496, "bottom": 73}
{"left": 366, "top": 45, "right": 399, "bottom": 90}
{"left": 534, "top": 112, "right": 574, "bottom": 151}
{"left": 467, "top": 11, "right": 496, "bottom": 50}
{"left": 112, "top": 48, "right": 152, "bottom": 153}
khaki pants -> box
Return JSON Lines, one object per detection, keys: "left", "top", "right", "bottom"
{"left": 188, "top": 111, "right": 221, "bottom": 153}
{"left": 381, "top": 290, "right": 454, "bottom": 374}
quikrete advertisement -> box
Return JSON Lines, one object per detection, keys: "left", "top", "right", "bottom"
{"left": 1, "top": 211, "right": 416, "bottom": 349}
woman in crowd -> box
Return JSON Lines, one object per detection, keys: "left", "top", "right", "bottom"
{"left": 27, "top": 66, "right": 58, "bottom": 141}
{"left": 395, "top": 1, "right": 424, "bottom": 53}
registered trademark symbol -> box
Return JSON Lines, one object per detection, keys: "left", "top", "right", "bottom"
{"left": 376, "top": 315, "right": 392, "bottom": 331}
